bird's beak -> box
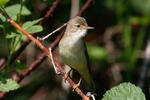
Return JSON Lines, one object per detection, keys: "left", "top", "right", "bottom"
{"left": 83, "top": 26, "right": 94, "bottom": 29}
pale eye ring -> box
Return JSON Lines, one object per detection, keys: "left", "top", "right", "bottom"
{"left": 76, "top": 24, "right": 80, "bottom": 28}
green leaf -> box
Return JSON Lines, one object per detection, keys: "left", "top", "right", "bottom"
{"left": 0, "top": 14, "right": 6, "bottom": 22}
{"left": 26, "top": 25, "right": 43, "bottom": 33}
{"left": 0, "top": 78, "right": 20, "bottom": 92}
{"left": 6, "top": 32, "right": 19, "bottom": 39}
{"left": 102, "top": 82, "right": 146, "bottom": 100}
{"left": 14, "top": 36, "right": 21, "bottom": 51}
{"left": 22, "top": 18, "right": 43, "bottom": 30}
{"left": 0, "top": 0, "right": 10, "bottom": 7}
{"left": 5, "top": 4, "right": 31, "bottom": 20}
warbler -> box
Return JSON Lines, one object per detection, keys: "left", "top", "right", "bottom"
{"left": 58, "top": 16, "right": 94, "bottom": 90}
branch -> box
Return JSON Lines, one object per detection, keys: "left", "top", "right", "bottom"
{"left": 77, "top": 0, "right": 94, "bottom": 16}
{"left": 39, "top": 0, "right": 61, "bottom": 25}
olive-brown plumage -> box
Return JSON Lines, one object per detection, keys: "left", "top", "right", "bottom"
{"left": 58, "top": 16, "right": 94, "bottom": 90}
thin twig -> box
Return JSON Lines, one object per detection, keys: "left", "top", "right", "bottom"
{"left": 39, "top": 0, "right": 61, "bottom": 25}
{"left": 77, "top": 0, "right": 94, "bottom": 16}
{"left": 49, "top": 48, "right": 60, "bottom": 74}
{"left": 38, "top": 23, "right": 67, "bottom": 40}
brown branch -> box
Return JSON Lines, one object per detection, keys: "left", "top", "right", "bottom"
{"left": 39, "top": 0, "right": 61, "bottom": 25}
{"left": 77, "top": 0, "right": 94, "bottom": 16}
{"left": 0, "top": 0, "right": 61, "bottom": 71}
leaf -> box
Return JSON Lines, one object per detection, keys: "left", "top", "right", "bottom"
{"left": 6, "top": 32, "right": 19, "bottom": 39}
{"left": 0, "top": 14, "right": 6, "bottom": 22}
{"left": 5, "top": 4, "right": 31, "bottom": 20}
{"left": 26, "top": 25, "right": 43, "bottom": 33}
{"left": 102, "top": 82, "right": 146, "bottom": 100}
{"left": 0, "top": 78, "right": 20, "bottom": 92}
{"left": 14, "top": 36, "right": 21, "bottom": 51}
{"left": 0, "top": 0, "right": 10, "bottom": 7}
{"left": 22, "top": 18, "right": 43, "bottom": 30}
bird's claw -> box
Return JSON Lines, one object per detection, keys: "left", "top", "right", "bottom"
{"left": 72, "top": 78, "right": 82, "bottom": 91}
{"left": 64, "top": 69, "right": 72, "bottom": 82}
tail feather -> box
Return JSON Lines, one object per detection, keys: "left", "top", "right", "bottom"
{"left": 82, "top": 71, "right": 95, "bottom": 91}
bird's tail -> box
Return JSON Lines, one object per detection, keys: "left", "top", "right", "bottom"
{"left": 82, "top": 71, "right": 95, "bottom": 91}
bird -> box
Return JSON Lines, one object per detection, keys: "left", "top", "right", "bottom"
{"left": 58, "top": 16, "right": 95, "bottom": 90}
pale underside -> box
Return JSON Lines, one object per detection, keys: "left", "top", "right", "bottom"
{"left": 58, "top": 30, "right": 92, "bottom": 85}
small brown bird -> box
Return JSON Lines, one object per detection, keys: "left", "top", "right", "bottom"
{"left": 58, "top": 16, "right": 94, "bottom": 90}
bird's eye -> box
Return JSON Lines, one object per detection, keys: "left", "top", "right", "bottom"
{"left": 76, "top": 24, "right": 80, "bottom": 28}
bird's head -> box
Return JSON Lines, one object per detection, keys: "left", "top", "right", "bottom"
{"left": 66, "top": 16, "right": 94, "bottom": 38}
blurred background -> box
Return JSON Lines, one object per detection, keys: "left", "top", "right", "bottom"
{"left": 0, "top": 0, "right": 150, "bottom": 99}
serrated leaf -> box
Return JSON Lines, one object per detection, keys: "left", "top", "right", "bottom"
{"left": 22, "top": 18, "right": 43, "bottom": 29}
{"left": 26, "top": 25, "right": 43, "bottom": 33}
{"left": 0, "top": 78, "right": 20, "bottom": 92}
{"left": 5, "top": 4, "right": 31, "bottom": 20}
{"left": 0, "top": 0, "right": 10, "bottom": 7}
{"left": 102, "top": 82, "right": 146, "bottom": 100}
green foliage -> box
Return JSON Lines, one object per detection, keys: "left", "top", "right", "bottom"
{"left": 0, "top": 13, "right": 6, "bottom": 22}
{"left": 87, "top": 43, "right": 108, "bottom": 65}
{"left": 0, "top": 2, "right": 43, "bottom": 77}
{"left": 102, "top": 82, "right": 146, "bottom": 100}
{"left": 22, "top": 18, "right": 43, "bottom": 29}
{"left": 0, "top": 78, "right": 20, "bottom": 92}
{"left": 14, "top": 60, "right": 27, "bottom": 71}
{"left": 104, "top": 0, "right": 127, "bottom": 18}
{"left": 22, "top": 18, "right": 43, "bottom": 34}
{"left": 130, "top": 0, "right": 150, "bottom": 15}
{"left": 5, "top": 4, "right": 31, "bottom": 20}
{"left": 0, "top": 0, "right": 10, "bottom": 7}
{"left": 121, "top": 22, "right": 146, "bottom": 80}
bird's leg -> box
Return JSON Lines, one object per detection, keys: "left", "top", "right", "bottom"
{"left": 49, "top": 48, "right": 61, "bottom": 74}
{"left": 72, "top": 78, "right": 82, "bottom": 91}
{"left": 64, "top": 69, "right": 72, "bottom": 82}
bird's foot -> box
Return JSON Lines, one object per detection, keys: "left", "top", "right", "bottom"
{"left": 72, "top": 78, "right": 82, "bottom": 91}
{"left": 64, "top": 69, "right": 72, "bottom": 82}
{"left": 86, "top": 92, "right": 97, "bottom": 100}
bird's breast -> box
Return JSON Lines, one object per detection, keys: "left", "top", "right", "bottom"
{"left": 58, "top": 36, "right": 84, "bottom": 65}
